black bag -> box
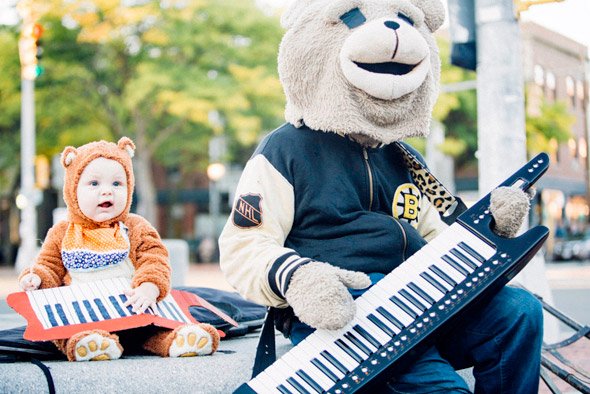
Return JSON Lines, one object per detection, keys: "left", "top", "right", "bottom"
{"left": 176, "top": 286, "right": 266, "bottom": 337}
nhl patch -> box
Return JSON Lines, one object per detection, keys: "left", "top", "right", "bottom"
{"left": 233, "top": 193, "right": 263, "bottom": 228}
{"left": 392, "top": 183, "right": 421, "bottom": 227}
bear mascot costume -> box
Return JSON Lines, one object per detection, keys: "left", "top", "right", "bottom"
{"left": 220, "top": 0, "right": 543, "bottom": 392}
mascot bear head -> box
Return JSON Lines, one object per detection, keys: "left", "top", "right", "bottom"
{"left": 278, "top": 0, "right": 445, "bottom": 145}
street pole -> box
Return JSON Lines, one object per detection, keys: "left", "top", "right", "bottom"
{"left": 207, "top": 132, "right": 227, "bottom": 237}
{"left": 15, "top": 1, "right": 39, "bottom": 272}
{"left": 475, "top": 0, "right": 527, "bottom": 194}
{"left": 15, "top": 74, "right": 38, "bottom": 272}
{"left": 475, "top": 0, "right": 558, "bottom": 340}
{"left": 209, "top": 179, "right": 221, "bottom": 237}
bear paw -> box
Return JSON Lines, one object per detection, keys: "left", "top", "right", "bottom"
{"left": 73, "top": 332, "right": 122, "bottom": 362}
{"left": 168, "top": 324, "right": 220, "bottom": 357}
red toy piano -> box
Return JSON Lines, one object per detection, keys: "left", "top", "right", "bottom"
{"left": 7, "top": 277, "right": 238, "bottom": 341}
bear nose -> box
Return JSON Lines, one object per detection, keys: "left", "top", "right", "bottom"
{"left": 384, "top": 21, "right": 400, "bottom": 30}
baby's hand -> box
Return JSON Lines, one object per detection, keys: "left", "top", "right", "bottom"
{"left": 123, "top": 282, "right": 159, "bottom": 313}
{"left": 19, "top": 273, "right": 41, "bottom": 291}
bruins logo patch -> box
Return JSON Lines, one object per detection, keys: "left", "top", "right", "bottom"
{"left": 392, "top": 183, "right": 421, "bottom": 226}
{"left": 233, "top": 193, "right": 263, "bottom": 228}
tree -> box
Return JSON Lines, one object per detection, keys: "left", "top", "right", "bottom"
{"left": 0, "top": 27, "right": 22, "bottom": 196}
{"left": 526, "top": 97, "right": 574, "bottom": 155}
{"left": 27, "top": 0, "right": 285, "bottom": 223}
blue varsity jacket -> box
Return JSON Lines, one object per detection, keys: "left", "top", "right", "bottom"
{"left": 219, "top": 123, "right": 448, "bottom": 308}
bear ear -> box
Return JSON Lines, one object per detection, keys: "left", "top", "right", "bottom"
{"left": 411, "top": 0, "right": 445, "bottom": 32}
{"left": 281, "top": 0, "right": 318, "bottom": 29}
{"left": 61, "top": 146, "right": 77, "bottom": 168}
{"left": 117, "top": 137, "right": 136, "bottom": 158}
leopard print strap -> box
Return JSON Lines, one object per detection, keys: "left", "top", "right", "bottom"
{"left": 394, "top": 142, "right": 460, "bottom": 216}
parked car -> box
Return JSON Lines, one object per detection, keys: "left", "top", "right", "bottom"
{"left": 552, "top": 231, "right": 590, "bottom": 261}
{"left": 553, "top": 239, "right": 572, "bottom": 261}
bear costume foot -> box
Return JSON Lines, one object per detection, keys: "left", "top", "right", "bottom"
{"left": 66, "top": 330, "right": 123, "bottom": 362}
{"left": 168, "top": 324, "right": 220, "bottom": 357}
{"left": 142, "top": 323, "right": 220, "bottom": 357}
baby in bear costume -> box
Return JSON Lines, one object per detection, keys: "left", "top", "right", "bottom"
{"left": 19, "top": 137, "right": 219, "bottom": 361}
{"left": 220, "top": 0, "right": 543, "bottom": 392}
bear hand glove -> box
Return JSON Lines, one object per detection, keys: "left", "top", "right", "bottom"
{"left": 489, "top": 186, "right": 533, "bottom": 238}
{"left": 285, "top": 261, "right": 371, "bottom": 330}
{"left": 124, "top": 281, "right": 160, "bottom": 313}
{"left": 19, "top": 273, "right": 41, "bottom": 291}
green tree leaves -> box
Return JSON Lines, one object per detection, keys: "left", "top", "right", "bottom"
{"left": 4, "top": 0, "right": 284, "bottom": 221}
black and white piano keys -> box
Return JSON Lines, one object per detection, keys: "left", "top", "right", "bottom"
{"left": 245, "top": 222, "right": 497, "bottom": 394}
{"left": 26, "top": 277, "right": 192, "bottom": 330}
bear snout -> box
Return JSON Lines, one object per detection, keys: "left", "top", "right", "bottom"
{"left": 339, "top": 17, "right": 431, "bottom": 100}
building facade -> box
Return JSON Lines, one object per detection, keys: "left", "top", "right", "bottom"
{"left": 521, "top": 22, "right": 590, "bottom": 250}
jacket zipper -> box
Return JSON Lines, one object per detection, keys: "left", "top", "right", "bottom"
{"left": 392, "top": 217, "right": 408, "bottom": 261}
{"left": 362, "top": 147, "right": 407, "bottom": 261}
{"left": 362, "top": 148, "right": 374, "bottom": 211}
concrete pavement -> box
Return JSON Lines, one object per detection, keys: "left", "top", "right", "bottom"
{"left": 0, "top": 331, "right": 295, "bottom": 394}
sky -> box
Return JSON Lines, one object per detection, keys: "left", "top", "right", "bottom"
{"left": 1, "top": 0, "right": 589, "bottom": 49}
{"left": 261, "top": 0, "right": 590, "bottom": 49}
{"left": 519, "top": 0, "right": 590, "bottom": 48}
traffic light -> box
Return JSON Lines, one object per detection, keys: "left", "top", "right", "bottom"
{"left": 447, "top": 0, "right": 477, "bottom": 71}
{"left": 18, "top": 22, "right": 44, "bottom": 80}
{"left": 35, "top": 155, "right": 50, "bottom": 189}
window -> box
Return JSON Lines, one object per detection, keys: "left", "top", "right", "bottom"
{"left": 546, "top": 71, "right": 556, "bottom": 100}
{"left": 566, "top": 76, "right": 575, "bottom": 107}
{"left": 568, "top": 138, "right": 577, "bottom": 158}
{"left": 579, "top": 137, "right": 587, "bottom": 161}
{"left": 534, "top": 65, "right": 544, "bottom": 86}
{"left": 576, "top": 80, "right": 585, "bottom": 103}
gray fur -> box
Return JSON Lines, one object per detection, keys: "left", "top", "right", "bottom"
{"left": 285, "top": 261, "right": 371, "bottom": 330}
{"left": 278, "top": 0, "right": 444, "bottom": 144}
{"left": 490, "top": 186, "right": 531, "bottom": 238}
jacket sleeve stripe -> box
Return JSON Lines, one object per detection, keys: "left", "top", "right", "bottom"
{"left": 268, "top": 252, "right": 312, "bottom": 298}
{"left": 268, "top": 252, "right": 297, "bottom": 297}
{"left": 278, "top": 257, "right": 312, "bottom": 296}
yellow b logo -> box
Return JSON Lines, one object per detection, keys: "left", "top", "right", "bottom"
{"left": 392, "top": 184, "right": 421, "bottom": 226}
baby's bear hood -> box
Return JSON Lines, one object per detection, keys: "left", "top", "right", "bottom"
{"left": 279, "top": 0, "right": 444, "bottom": 144}
{"left": 60, "top": 137, "right": 136, "bottom": 228}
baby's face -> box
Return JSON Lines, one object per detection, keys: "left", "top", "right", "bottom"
{"left": 77, "top": 157, "right": 128, "bottom": 223}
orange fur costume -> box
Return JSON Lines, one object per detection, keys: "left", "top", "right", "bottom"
{"left": 19, "top": 137, "right": 219, "bottom": 361}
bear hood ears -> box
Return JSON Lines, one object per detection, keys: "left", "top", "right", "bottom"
{"left": 281, "top": 0, "right": 445, "bottom": 32}
{"left": 61, "top": 137, "right": 135, "bottom": 168}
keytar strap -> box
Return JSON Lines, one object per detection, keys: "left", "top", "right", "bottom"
{"left": 395, "top": 142, "right": 467, "bottom": 225}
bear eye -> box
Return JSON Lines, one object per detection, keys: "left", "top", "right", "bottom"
{"left": 340, "top": 7, "right": 366, "bottom": 29}
{"left": 398, "top": 12, "right": 414, "bottom": 26}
